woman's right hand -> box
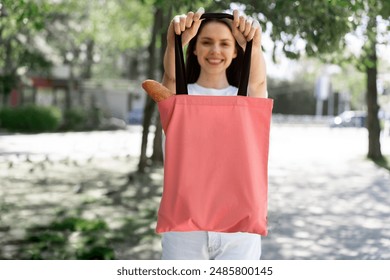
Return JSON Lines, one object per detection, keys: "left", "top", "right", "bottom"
{"left": 167, "top": 7, "right": 204, "bottom": 46}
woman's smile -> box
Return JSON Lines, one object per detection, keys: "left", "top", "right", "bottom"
{"left": 206, "top": 57, "right": 224, "bottom": 65}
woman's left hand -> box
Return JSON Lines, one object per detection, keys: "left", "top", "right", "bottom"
{"left": 232, "top": 10, "right": 262, "bottom": 50}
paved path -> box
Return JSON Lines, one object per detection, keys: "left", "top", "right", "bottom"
{"left": 1, "top": 124, "right": 390, "bottom": 259}
{"left": 264, "top": 125, "right": 390, "bottom": 259}
{"left": 0, "top": 126, "right": 151, "bottom": 162}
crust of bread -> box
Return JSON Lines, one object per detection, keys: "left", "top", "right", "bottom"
{"left": 142, "top": 80, "right": 174, "bottom": 102}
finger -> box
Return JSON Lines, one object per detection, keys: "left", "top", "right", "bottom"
{"left": 233, "top": 10, "right": 240, "bottom": 27}
{"left": 244, "top": 18, "right": 253, "bottom": 37}
{"left": 190, "top": 17, "right": 202, "bottom": 34}
{"left": 194, "top": 7, "right": 204, "bottom": 21}
{"left": 186, "top": 12, "right": 194, "bottom": 28}
{"left": 173, "top": 16, "right": 181, "bottom": 35}
{"left": 239, "top": 15, "right": 246, "bottom": 32}
{"left": 179, "top": 15, "right": 186, "bottom": 32}
{"left": 231, "top": 23, "right": 247, "bottom": 48}
{"left": 252, "top": 20, "right": 262, "bottom": 42}
{"left": 253, "top": 19, "right": 261, "bottom": 30}
{"left": 247, "top": 25, "right": 256, "bottom": 41}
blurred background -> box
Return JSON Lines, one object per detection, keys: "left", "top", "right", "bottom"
{"left": 0, "top": 0, "right": 390, "bottom": 260}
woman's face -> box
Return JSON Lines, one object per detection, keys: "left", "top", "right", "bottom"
{"left": 194, "top": 21, "right": 237, "bottom": 77}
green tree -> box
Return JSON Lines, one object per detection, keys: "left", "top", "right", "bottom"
{"left": 0, "top": 0, "right": 50, "bottom": 106}
{"left": 241, "top": 0, "right": 389, "bottom": 161}
{"left": 41, "top": 0, "right": 153, "bottom": 110}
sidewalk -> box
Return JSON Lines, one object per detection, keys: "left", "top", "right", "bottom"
{"left": 0, "top": 127, "right": 161, "bottom": 260}
{"left": 1, "top": 125, "right": 390, "bottom": 259}
{"left": 264, "top": 125, "right": 390, "bottom": 259}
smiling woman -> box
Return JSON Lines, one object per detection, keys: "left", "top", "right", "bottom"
{"left": 155, "top": 9, "right": 271, "bottom": 260}
{"left": 162, "top": 9, "right": 267, "bottom": 98}
{"left": 187, "top": 20, "right": 239, "bottom": 89}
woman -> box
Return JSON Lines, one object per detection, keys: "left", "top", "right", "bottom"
{"left": 160, "top": 8, "right": 268, "bottom": 260}
{"left": 162, "top": 8, "right": 267, "bottom": 98}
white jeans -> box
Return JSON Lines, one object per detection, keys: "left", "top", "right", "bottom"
{"left": 161, "top": 231, "right": 261, "bottom": 260}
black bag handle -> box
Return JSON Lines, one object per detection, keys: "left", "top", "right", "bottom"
{"left": 175, "top": 12, "right": 252, "bottom": 96}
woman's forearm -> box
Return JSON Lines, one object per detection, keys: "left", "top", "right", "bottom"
{"left": 162, "top": 41, "right": 176, "bottom": 93}
{"left": 248, "top": 46, "right": 267, "bottom": 98}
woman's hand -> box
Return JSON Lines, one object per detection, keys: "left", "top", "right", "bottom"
{"left": 231, "top": 10, "right": 266, "bottom": 98}
{"left": 232, "top": 10, "right": 262, "bottom": 50}
{"left": 167, "top": 7, "right": 204, "bottom": 46}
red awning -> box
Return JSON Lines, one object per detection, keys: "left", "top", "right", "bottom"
{"left": 31, "top": 77, "right": 52, "bottom": 88}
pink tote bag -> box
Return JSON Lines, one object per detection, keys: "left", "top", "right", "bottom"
{"left": 156, "top": 13, "right": 273, "bottom": 236}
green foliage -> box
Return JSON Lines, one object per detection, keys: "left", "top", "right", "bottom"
{"left": 371, "top": 155, "right": 390, "bottom": 172}
{"left": 268, "top": 78, "right": 316, "bottom": 115}
{"left": 0, "top": 0, "right": 48, "bottom": 34}
{"left": 0, "top": 105, "right": 62, "bottom": 133}
{"left": 0, "top": 0, "right": 51, "bottom": 96}
{"left": 0, "top": 74, "right": 17, "bottom": 96}
{"left": 60, "top": 108, "right": 88, "bottom": 131}
{"left": 151, "top": 0, "right": 214, "bottom": 11}
{"left": 240, "top": 0, "right": 390, "bottom": 72}
{"left": 22, "top": 216, "right": 115, "bottom": 260}
{"left": 51, "top": 217, "right": 108, "bottom": 232}
{"left": 242, "top": 0, "right": 353, "bottom": 59}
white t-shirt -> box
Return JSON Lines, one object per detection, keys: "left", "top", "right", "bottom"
{"left": 188, "top": 83, "right": 238, "bottom": 96}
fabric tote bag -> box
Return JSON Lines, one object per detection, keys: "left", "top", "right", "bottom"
{"left": 156, "top": 13, "right": 273, "bottom": 236}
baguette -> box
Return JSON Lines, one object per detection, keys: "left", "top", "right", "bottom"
{"left": 142, "top": 80, "right": 174, "bottom": 102}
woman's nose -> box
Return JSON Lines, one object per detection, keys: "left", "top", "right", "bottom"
{"left": 210, "top": 44, "right": 220, "bottom": 53}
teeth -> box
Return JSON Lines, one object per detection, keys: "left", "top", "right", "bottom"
{"left": 207, "top": 59, "right": 222, "bottom": 64}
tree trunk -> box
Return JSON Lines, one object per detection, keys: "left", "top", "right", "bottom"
{"left": 150, "top": 7, "right": 171, "bottom": 165}
{"left": 5, "top": 38, "right": 12, "bottom": 73}
{"left": 0, "top": 91, "right": 8, "bottom": 106}
{"left": 66, "top": 62, "right": 74, "bottom": 110}
{"left": 366, "top": 55, "right": 382, "bottom": 160}
{"left": 82, "top": 39, "right": 94, "bottom": 80}
{"left": 0, "top": 39, "right": 16, "bottom": 106}
{"left": 138, "top": 7, "right": 162, "bottom": 173}
{"left": 128, "top": 53, "right": 140, "bottom": 80}
{"left": 365, "top": 17, "right": 382, "bottom": 161}
{"left": 138, "top": 96, "right": 156, "bottom": 172}
{"left": 152, "top": 115, "right": 163, "bottom": 163}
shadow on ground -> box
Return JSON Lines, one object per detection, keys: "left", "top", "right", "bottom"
{"left": 262, "top": 159, "right": 390, "bottom": 260}
{"left": 1, "top": 145, "right": 390, "bottom": 260}
{"left": 0, "top": 156, "right": 163, "bottom": 260}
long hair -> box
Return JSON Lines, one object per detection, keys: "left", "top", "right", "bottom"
{"left": 185, "top": 18, "right": 245, "bottom": 87}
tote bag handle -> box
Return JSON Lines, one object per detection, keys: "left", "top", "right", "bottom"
{"left": 175, "top": 13, "right": 253, "bottom": 96}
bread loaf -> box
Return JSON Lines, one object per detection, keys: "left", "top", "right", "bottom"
{"left": 142, "top": 80, "right": 174, "bottom": 102}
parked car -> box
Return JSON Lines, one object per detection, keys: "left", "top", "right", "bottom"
{"left": 330, "top": 111, "right": 367, "bottom": 128}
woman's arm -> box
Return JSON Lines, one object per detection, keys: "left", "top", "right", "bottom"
{"left": 232, "top": 10, "right": 267, "bottom": 98}
{"left": 162, "top": 8, "right": 204, "bottom": 93}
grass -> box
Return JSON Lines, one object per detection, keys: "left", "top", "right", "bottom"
{"left": 0, "top": 157, "right": 162, "bottom": 260}
{"left": 20, "top": 215, "right": 115, "bottom": 260}
{"left": 372, "top": 155, "right": 390, "bottom": 172}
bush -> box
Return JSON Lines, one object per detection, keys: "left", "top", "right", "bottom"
{"left": 60, "top": 108, "right": 88, "bottom": 131}
{"left": 0, "top": 105, "right": 62, "bottom": 133}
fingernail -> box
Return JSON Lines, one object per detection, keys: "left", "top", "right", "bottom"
{"left": 197, "top": 7, "right": 205, "bottom": 13}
